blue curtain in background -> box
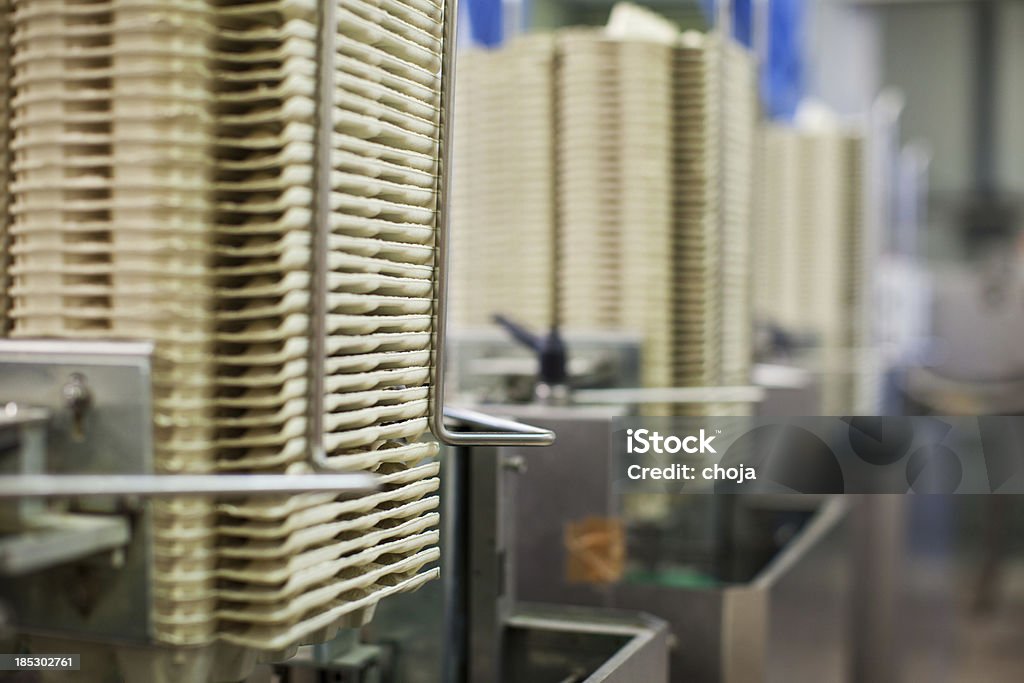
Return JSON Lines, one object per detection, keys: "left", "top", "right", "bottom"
{"left": 466, "top": 0, "right": 503, "bottom": 47}
{"left": 702, "top": 0, "right": 803, "bottom": 121}
{"left": 701, "top": 0, "right": 752, "bottom": 46}
{"left": 468, "top": 0, "right": 804, "bottom": 119}
{"left": 765, "top": 0, "right": 803, "bottom": 120}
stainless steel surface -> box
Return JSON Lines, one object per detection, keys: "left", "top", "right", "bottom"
{"left": 0, "top": 342, "right": 374, "bottom": 647}
{"left": 0, "top": 341, "right": 380, "bottom": 497}
{"left": 755, "top": 497, "right": 852, "bottom": 683}
{"left": 0, "top": 474, "right": 379, "bottom": 499}
{"left": 441, "top": 445, "right": 468, "bottom": 683}
{"left": 0, "top": 340, "right": 155, "bottom": 481}
{"left": 753, "top": 363, "right": 821, "bottom": 416}
{"left": 1, "top": 512, "right": 154, "bottom": 643}
{"left": 450, "top": 425, "right": 667, "bottom": 683}
{"left": 0, "top": 340, "right": 155, "bottom": 359}
{"left": 0, "top": 513, "right": 130, "bottom": 576}
{"left": 443, "top": 406, "right": 557, "bottom": 445}
{"left": 0, "top": 404, "right": 49, "bottom": 428}
{"left": 492, "top": 406, "right": 854, "bottom": 683}
{"left": 465, "top": 442, "right": 510, "bottom": 683}
{"left": 0, "top": 405, "right": 49, "bottom": 524}
{"left": 572, "top": 385, "right": 764, "bottom": 406}
{"left": 306, "top": 0, "right": 336, "bottom": 473}
{"left": 448, "top": 330, "right": 643, "bottom": 405}
{"left": 850, "top": 495, "right": 906, "bottom": 683}
{"left": 0, "top": 340, "right": 156, "bottom": 642}
{"left": 504, "top": 605, "right": 669, "bottom": 683}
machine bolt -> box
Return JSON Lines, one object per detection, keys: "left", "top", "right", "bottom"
{"left": 62, "top": 373, "right": 92, "bottom": 440}
{"left": 502, "top": 454, "right": 527, "bottom": 474}
{"left": 62, "top": 373, "right": 92, "bottom": 413}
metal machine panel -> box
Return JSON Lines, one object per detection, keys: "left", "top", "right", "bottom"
{"left": 0, "top": 340, "right": 155, "bottom": 642}
{"left": 493, "top": 406, "right": 853, "bottom": 683}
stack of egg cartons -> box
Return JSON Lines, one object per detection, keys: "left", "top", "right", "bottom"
{"left": 750, "top": 122, "right": 771, "bottom": 326}
{"left": 450, "top": 35, "right": 556, "bottom": 331}
{"left": 671, "top": 31, "right": 722, "bottom": 413}
{"left": 208, "top": 0, "right": 441, "bottom": 650}
{"left": 502, "top": 35, "right": 557, "bottom": 330}
{"left": 776, "top": 126, "right": 804, "bottom": 333}
{"left": 672, "top": 32, "right": 758, "bottom": 417}
{"left": 752, "top": 124, "right": 802, "bottom": 332}
{"left": 617, "top": 38, "right": 674, "bottom": 391}
{"left": 0, "top": 2, "right": 9, "bottom": 332}
{"left": 753, "top": 123, "right": 870, "bottom": 415}
{"left": 8, "top": 0, "right": 220, "bottom": 644}
{"left": 801, "top": 131, "right": 847, "bottom": 414}
{"left": 557, "top": 30, "right": 623, "bottom": 333}
{"left": 843, "top": 135, "right": 879, "bottom": 413}
{"left": 816, "top": 131, "right": 869, "bottom": 415}
{"left": 718, "top": 40, "right": 755, "bottom": 398}
{"left": 450, "top": 46, "right": 498, "bottom": 329}
{"left": 4, "top": 0, "right": 444, "bottom": 652}
{"left": 794, "top": 128, "right": 873, "bottom": 415}
{"left": 557, "top": 30, "right": 675, "bottom": 391}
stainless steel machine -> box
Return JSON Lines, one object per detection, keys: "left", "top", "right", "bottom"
{"left": 0, "top": 342, "right": 670, "bottom": 682}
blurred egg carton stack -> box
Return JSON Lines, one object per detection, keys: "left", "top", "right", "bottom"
{"left": 208, "top": 0, "right": 443, "bottom": 651}
{"left": 0, "top": 1, "right": 9, "bottom": 334}
{"left": 717, "top": 39, "right": 756, "bottom": 399}
{"left": 556, "top": 29, "right": 675, "bottom": 395}
{"left": 753, "top": 119, "right": 870, "bottom": 415}
{"left": 450, "top": 34, "right": 556, "bottom": 332}
{"left": 671, "top": 31, "right": 757, "bottom": 417}
{"left": 752, "top": 124, "right": 802, "bottom": 333}
{"left": 1, "top": 0, "right": 445, "bottom": 664}
{"left": 8, "top": 0, "right": 221, "bottom": 643}
{"left": 448, "top": 7, "right": 760, "bottom": 416}
{"left": 556, "top": 30, "right": 624, "bottom": 333}
{"left": 671, "top": 31, "right": 723, "bottom": 416}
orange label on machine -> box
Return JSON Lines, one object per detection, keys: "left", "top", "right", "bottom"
{"left": 564, "top": 517, "right": 625, "bottom": 585}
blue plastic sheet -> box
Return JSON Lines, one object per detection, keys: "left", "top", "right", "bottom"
{"left": 466, "top": 0, "right": 503, "bottom": 47}
{"left": 702, "top": 0, "right": 804, "bottom": 121}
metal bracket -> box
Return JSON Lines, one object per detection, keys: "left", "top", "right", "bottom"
{"left": 0, "top": 340, "right": 380, "bottom": 498}
{"left": 0, "top": 512, "right": 130, "bottom": 576}
{"left": 440, "top": 407, "right": 556, "bottom": 447}
{"left": 306, "top": 0, "right": 338, "bottom": 472}
{"left": 428, "top": 0, "right": 554, "bottom": 448}
{"left": 301, "top": 0, "right": 554, "bottom": 454}
{"left": 0, "top": 474, "right": 378, "bottom": 500}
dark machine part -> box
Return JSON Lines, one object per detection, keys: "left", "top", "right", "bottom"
{"left": 960, "top": 0, "right": 1019, "bottom": 257}
{"left": 493, "top": 315, "right": 569, "bottom": 400}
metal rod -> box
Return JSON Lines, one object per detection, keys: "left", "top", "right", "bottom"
{"left": 973, "top": 0, "right": 997, "bottom": 195}
{"left": 0, "top": 474, "right": 379, "bottom": 500}
{"left": 571, "top": 385, "right": 765, "bottom": 406}
{"left": 717, "top": 0, "right": 733, "bottom": 37}
{"left": 308, "top": 0, "right": 338, "bottom": 471}
{"left": 429, "top": 0, "right": 555, "bottom": 448}
{"left": 443, "top": 406, "right": 556, "bottom": 446}
{"left": 752, "top": 0, "right": 769, "bottom": 70}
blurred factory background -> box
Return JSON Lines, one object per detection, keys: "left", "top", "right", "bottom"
{"left": 1, "top": 0, "right": 1024, "bottom": 682}
{"left": 438, "top": 0, "right": 1024, "bottom": 681}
